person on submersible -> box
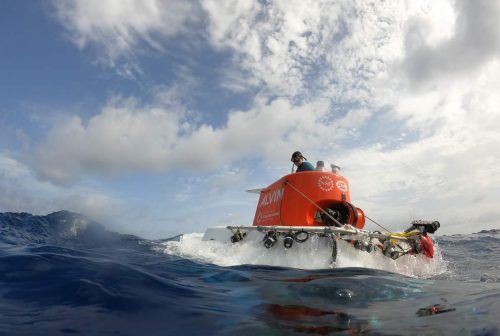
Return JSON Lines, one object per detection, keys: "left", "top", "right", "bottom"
{"left": 291, "top": 151, "right": 315, "bottom": 172}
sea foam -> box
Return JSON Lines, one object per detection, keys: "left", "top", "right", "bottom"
{"left": 163, "top": 232, "right": 447, "bottom": 278}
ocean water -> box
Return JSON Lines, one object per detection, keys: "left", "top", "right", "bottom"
{"left": 0, "top": 211, "right": 499, "bottom": 335}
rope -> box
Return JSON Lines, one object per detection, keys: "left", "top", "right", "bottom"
{"left": 365, "top": 215, "right": 392, "bottom": 234}
{"left": 286, "top": 180, "right": 393, "bottom": 234}
{"left": 284, "top": 181, "right": 344, "bottom": 227}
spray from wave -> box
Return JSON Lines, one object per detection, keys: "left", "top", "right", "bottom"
{"left": 162, "top": 232, "right": 447, "bottom": 278}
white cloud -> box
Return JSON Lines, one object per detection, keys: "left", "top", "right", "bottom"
{"left": 339, "top": 60, "right": 500, "bottom": 234}
{"left": 400, "top": 0, "right": 500, "bottom": 86}
{"left": 0, "top": 152, "right": 32, "bottom": 179}
{"left": 43, "top": 0, "right": 500, "bottom": 235}
{"left": 52, "top": 0, "right": 499, "bottom": 108}
{"left": 51, "top": 0, "right": 412, "bottom": 103}
{"left": 52, "top": 0, "right": 200, "bottom": 73}
{"left": 207, "top": 167, "right": 248, "bottom": 194}
{"left": 36, "top": 93, "right": 367, "bottom": 184}
{"left": 202, "top": 0, "right": 381, "bottom": 101}
{"left": 0, "top": 152, "right": 122, "bottom": 222}
{"left": 36, "top": 96, "right": 179, "bottom": 184}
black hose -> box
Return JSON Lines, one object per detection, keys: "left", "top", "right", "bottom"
{"left": 331, "top": 237, "right": 338, "bottom": 263}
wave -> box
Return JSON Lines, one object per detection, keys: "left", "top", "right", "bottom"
{"left": 0, "top": 211, "right": 145, "bottom": 248}
{"left": 1, "top": 211, "right": 499, "bottom": 335}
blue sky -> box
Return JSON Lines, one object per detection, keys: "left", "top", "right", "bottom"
{"left": 1, "top": 0, "right": 500, "bottom": 238}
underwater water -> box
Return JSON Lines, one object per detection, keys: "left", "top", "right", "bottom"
{"left": 0, "top": 211, "right": 499, "bottom": 335}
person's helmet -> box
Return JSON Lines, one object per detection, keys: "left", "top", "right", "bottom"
{"left": 291, "top": 151, "right": 306, "bottom": 162}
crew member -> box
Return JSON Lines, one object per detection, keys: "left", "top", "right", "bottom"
{"left": 291, "top": 151, "right": 315, "bottom": 172}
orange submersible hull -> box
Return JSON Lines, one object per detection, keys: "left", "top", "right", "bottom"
{"left": 203, "top": 166, "right": 439, "bottom": 263}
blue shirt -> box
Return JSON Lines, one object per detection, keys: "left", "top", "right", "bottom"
{"left": 296, "top": 161, "right": 315, "bottom": 172}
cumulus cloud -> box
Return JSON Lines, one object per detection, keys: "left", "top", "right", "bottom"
{"left": 55, "top": 0, "right": 499, "bottom": 105}
{"left": 400, "top": 0, "right": 500, "bottom": 86}
{"left": 52, "top": 0, "right": 412, "bottom": 104}
{"left": 344, "top": 129, "right": 500, "bottom": 234}
{"left": 35, "top": 92, "right": 367, "bottom": 184}
{"left": 201, "top": 0, "right": 407, "bottom": 103}
{"left": 52, "top": 0, "right": 200, "bottom": 75}
{"left": 43, "top": 0, "right": 500, "bottom": 235}
{"left": 0, "top": 152, "right": 122, "bottom": 221}
{"left": 339, "top": 60, "right": 500, "bottom": 234}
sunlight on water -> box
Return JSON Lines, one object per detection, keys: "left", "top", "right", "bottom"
{"left": 163, "top": 232, "right": 447, "bottom": 278}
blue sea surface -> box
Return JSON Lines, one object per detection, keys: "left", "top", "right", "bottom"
{"left": 0, "top": 211, "right": 499, "bottom": 335}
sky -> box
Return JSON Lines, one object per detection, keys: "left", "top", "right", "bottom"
{"left": 1, "top": 0, "right": 500, "bottom": 238}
